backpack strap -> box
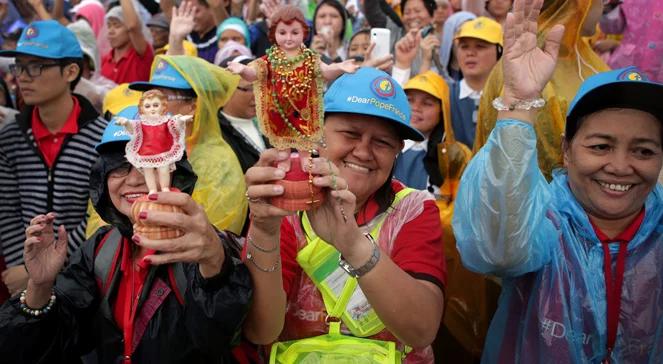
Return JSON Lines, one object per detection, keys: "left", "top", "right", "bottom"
{"left": 167, "top": 263, "right": 187, "bottom": 305}
{"left": 94, "top": 228, "right": 123, "bottom": 295}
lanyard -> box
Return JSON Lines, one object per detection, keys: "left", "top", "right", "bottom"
{"left": 600, "top": 240, "right": 628, "bottom": 364}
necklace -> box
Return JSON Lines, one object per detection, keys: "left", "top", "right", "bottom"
{"left": 266, "top": 45, "right": 319, "bottom": 140}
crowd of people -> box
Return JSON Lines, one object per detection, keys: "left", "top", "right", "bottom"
{"left": 0, "top": 0, "right": 661, "bottom": 363}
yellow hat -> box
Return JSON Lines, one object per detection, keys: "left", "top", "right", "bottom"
{"left": 102, "top": 83, "right": 142, "bottom": 117}
{"left": 404, "top": 71, "right": 448, "bottom": 103}
{"left": 454, "top": 17, "right": 503, "bottom": 46}
{"left": 160, "top": 40, "right": 199, "bottom": 57}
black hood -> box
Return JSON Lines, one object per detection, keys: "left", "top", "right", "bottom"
{"left": 89, "top": 141, "right": 198, "bottom": 237}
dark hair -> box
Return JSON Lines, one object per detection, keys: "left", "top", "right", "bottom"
{"left": 312, "top": 0, "right": 348, "bottom": 44}
{"left": 59, "top": 57, "right": 84, "bottom": 91}
{"left": 401, "top": 0, "right": 437, "bottom": 17}
{"left": 268, "top": 5, "right": 310, "bottom": 45}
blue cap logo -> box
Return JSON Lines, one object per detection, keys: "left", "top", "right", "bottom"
{"left": 25, "top": 26, "right": 38, "bottom": 39}
{"left": 371, "top": 77, "right": 395, "bottom": 99}
{"left": 155, "top": 60, "right": 168, "bottom": 73}
{"left": 618, "top": 68, "right": 647, "bottom": 81}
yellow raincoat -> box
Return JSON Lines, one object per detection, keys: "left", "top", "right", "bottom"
{"left": 87, "top": 55, "right": 247, "bottom": 236}
{"left": 473, "top": 0, "right": 609, "bottom": 180}
{"left": 414, "top": 72, "right": 499, "bottom": 360}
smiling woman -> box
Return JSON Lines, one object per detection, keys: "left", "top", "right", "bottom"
{"left": 241, "top": 68, "right": 446, "bottom": 363}
{"left": 452, "top": 0, "right": 663, "bottom": 361}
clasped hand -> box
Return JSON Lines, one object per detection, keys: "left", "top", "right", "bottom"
{"left": 245, "top": 149, "right": 365, "bottom": 256}
{"left": 132, "top": 192, "right": 225, "bottom": 278}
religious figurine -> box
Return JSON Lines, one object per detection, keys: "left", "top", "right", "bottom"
{"left": 115, "top": 89, "right": 193, "bottom": 195}
{"left": 227, "top": 5, "right": 358, "bottom": 210}
{"left": 115, "top": 89, "right": 193, "bottom": 239}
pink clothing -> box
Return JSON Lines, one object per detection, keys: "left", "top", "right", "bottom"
{"left": 600, "top": 1, "right": 663, "bottom": 82}
{"left": 71, "top": 0, "right": 111, "bottom": 58}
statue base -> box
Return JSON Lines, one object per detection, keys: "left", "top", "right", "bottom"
{"left": 270, "top": 152, "right": 325, "bottom": 212}
{"left": 132, "top": 196, "right": 185, "bottom": 240}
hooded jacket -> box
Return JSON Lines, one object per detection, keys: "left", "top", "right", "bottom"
{"left": 0, "top": 142, "right": 253, "bottom": 364}
{"left": 454, "top": 120, "right": 663, "bottom": 363}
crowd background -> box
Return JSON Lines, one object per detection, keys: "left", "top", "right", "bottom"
{"left": 0, "top": 0, "right": 660, "bottom": 362}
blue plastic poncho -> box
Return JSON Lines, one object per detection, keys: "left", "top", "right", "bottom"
{"left": 453, "top": 120, "right": 663, "bottom": 363}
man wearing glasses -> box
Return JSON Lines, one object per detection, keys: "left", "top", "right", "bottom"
{"left": 0, "top": 20, "right": 107, "bottom": 296}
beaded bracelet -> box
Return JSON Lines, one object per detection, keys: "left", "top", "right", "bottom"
{"left": 19, "top": 289, "right": 56, "bottom": 317}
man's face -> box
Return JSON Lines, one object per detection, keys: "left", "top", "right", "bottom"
{"left": 456, "top": 37, "right": 498, "bottom": 80}
{"left": 149, "top": 26, "right": 169, "bottom": 49}
{"left": 13, "top": 55, "right": 77, "bottom": 106}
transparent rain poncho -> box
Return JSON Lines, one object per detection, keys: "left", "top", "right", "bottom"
{"left": 453, "top": 121, "right": 663, "bottom": 363}
{"left": 88, "top": 55, "right": 247, "bottom": 235}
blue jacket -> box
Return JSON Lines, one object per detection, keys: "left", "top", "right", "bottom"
{"left": 453, "top": 120, "right": 663, "bottom": 363}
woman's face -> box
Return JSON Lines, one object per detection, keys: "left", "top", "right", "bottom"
{"left": 487, "top": 0, "right": 512, "bottom": 18}
{"left": 564, "top": 108, "right": 662, "bottom": 224}
{"left": 218, "top": 29, "right": 246, "bottom": 50}
{"left": 402, "top": 0, "right": 433, "bottom": 32}
{"left": 108, "top": 163, "right": 149, "bottom": 222}
{"left": 275, "top": 21, "right": 305, "bottom": 52}
{"left": 322, "top": 114, "right": 404, "bottom": 208}
{"left": 407, "top": 89, "right": 441, "bottom": 137}
{"left": 347, "top": 32, "right": 370, "bottom": 59}
{"left": 315, "top": 4, "right": 344, "bottom": 40}
{"left": 433, "top": 1, "right": 451, "bottom": 25}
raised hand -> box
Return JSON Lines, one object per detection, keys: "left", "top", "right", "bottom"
{"left": 23, "top": 213, "right": 67, "bottom": 287}
{"left": 420, "top": 33, "right": 441, "bottom": 61}
{"left": 502, "top": 0, "right": 564, "bottom": 103}
{"left": 170, "top": 0, "right": 196, "bottom": 40}
{"left": 363, "top": 43, "right": 394, "bottom": 71}
{"left": 395, "top": 29, "right": 422, "bottom": 69}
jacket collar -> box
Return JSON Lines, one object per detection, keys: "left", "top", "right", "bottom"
{"left": 551, "top": 169, "right": 663, "bottom": 251}
{"left": 16, "top": 94, "right": 100, "bottom": 134}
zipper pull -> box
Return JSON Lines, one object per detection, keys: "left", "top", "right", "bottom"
{"left": 48, "top": 169, "right": 53, "bottom": 183}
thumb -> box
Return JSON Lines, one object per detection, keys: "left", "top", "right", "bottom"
{"left": 543, "top": 24, "right": 565, "bottom": 60}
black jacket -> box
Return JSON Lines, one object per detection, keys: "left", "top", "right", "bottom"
{"left": 0, "top": 226, "right": 252, "bottom": 364}
{"left": 0, "top": 135, "right": 252, "bottom": 364}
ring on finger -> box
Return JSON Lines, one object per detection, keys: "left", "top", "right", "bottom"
{"left": 245, "top": 190, "right": 265, "bottom": 203}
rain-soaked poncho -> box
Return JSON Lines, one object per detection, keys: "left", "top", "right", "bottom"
{"left": 453, "top": 120, "right": 663, "bottom": 363}
{"left": 88, "top": 55, "right": 247, "bottom": 235}
{"left": 473, "top": 0, "right": 609, "bottom": 180}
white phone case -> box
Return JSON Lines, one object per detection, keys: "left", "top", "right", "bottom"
{"left": 370, "top": 28, "right": 391, "bottom": 59}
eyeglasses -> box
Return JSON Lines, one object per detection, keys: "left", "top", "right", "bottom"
{"left": 9, "top": 62, "right": 61, "bottom": 78}
{"left": 166, "top": 94, "right": 196, "bottom": 102}
{"left": 109, "top": 162, "right": 133, "bottom": 178}
{"left": 237, "top": 85, "right": 254, "bottom": 92}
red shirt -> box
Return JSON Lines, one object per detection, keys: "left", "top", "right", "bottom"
{"left": 31, "top": 97, "right": 81, "bottom": 168}
{"left": 113, "top": 239, "right": 150, "bottom": 331}
{"left": 101, "top": 45, "right": 154, "bottom": 84}
{"left": 591, "top": 209, "right": 645, "bottom": 243}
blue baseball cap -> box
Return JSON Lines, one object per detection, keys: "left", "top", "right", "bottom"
{"left": 0, "top": 20, "right": 82, "bottom": 59}
{"left": 324, "top": 67, "right": 423, "bottom": 141}
{"left": 566, "top": 67, "right": 663, "bottom": 139}
{"left": 96, "top": 106, "right": 139, "bottom": 152}
{"left": 130, "top": 58, "right": 193, "bottom": 91}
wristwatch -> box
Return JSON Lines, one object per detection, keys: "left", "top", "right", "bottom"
{"left": 338, "top": 233, "right": 381, "bottom": 278}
